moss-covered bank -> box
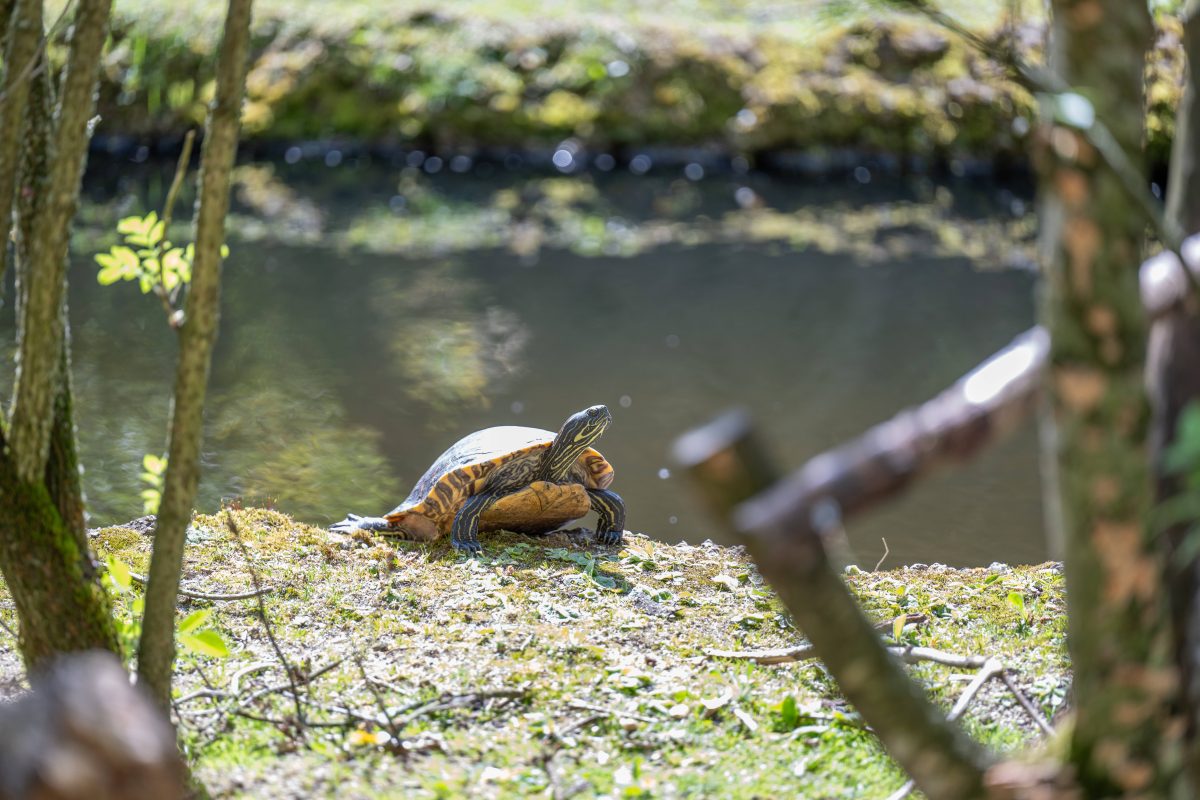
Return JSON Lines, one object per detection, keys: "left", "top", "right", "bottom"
{"left": 85, "top": 0, "right": 1181, "bottom": 165}
{"left": 0, "top": 508, "right": 1070, "bottom": 797}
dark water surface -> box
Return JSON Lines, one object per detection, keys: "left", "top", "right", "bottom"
{"left": 5, "top": 159, "right": 1043, "bottom": 567}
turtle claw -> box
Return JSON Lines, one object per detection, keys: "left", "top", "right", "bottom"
{"left": 598, "top": 529, "right": 625, "bottom": 547}
{"left": 452, "top": 537, "right": 483, "bottom": 555}
{"left": 330, "top": 514, "right": 391, "bottom": 534}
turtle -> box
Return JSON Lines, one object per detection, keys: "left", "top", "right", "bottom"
{"left": 330, "top": 405, "right": 626, "bottom": 554}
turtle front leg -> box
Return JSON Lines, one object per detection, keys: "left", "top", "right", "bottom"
{"left": 330, "top": 513, "right": 394, "bottom": 534}
{"left": 587, "top": 489, "right": 626, "bottom": 546}
{"left": 451, "top": 492, "right": 501, "bottom": 554}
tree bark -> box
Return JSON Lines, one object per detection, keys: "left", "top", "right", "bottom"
{"left": 1166, "top": 0, "right": 1200, "bottom": 237}
{"left": 1039, "top": 0, "right": 1182, "bottom": 795}
{"left": 7, "top": 0, "right": 110, "bottom": 483}
{"left": 0, "top": 652, "right": 185, "bottom": 800}
{"left": 137, "top": 0, "right": 253, "bottom": 707}
{"left": 0, "top": 0, "right": 116, "bottom": 668}
{"left": 0, "top": 0, "right": 39, "bottom": 292}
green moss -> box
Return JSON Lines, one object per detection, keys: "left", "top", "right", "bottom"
{"left": 51, "top": 507, "right": 1069, "bottom": 797}
{"left": 67, "top": 1, "right": 1181, "bottom": 162}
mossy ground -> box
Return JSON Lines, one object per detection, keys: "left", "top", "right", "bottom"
{"left": 1, "top": 508, "right": 1073, "bottom": 798}
{"left": 51, "top": 0, "right": 1182, "bottom": 163}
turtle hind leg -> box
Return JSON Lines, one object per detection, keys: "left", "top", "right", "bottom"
{"left": 451, "top": 492, "right": 501, "bottom": 555}
{"left": 330, "top": 513, "right": 393, "bottom": 534}
{"left": 588, "top": 489, "right": 626, "bottom": 546}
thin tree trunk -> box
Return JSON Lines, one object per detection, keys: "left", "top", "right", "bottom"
{"left": 0, "top": 0, "right": 38, "bottom": 293}
{"left": 0, "top": 0, "right": 117, "bottom": 667}
{"left": 1150, "top": 0, "right": 1200, "bottom": 786}
{"left": 1040, "top": 0, "right": 1183, "bottom": 794}
{"left": 1166, "top": 0, "right": 1200, "bottom": 237}
{"left": 137, "top": 0, "right": 253, "bottom": 707}
{"left": 7, "top": 0, "right": 110, "bottom": 483}
{"left": 0, "top": 0, "right": 15, "bottom": 51}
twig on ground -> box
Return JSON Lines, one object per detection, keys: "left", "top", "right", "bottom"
{"left": 392, "top": 688, "right": 529, "bottom": 727}
{"left": 1000, "top": 671, "right": 1055, "bottom": 737}
{"left": 885, "top": 658, "right": 1006, "bottom": 800}
{"left": 225, "top": 510, "right": 307, "bottom": 739}
{"left": 705, "top": 641, "right": 981, "bottom": 668}
{"left": 874, "top": 538, "right": 890, "bottom": 572}
{"left": 352, "top": 651, "right": 403, "bottom": 745}
{"left": 128, "top": 569, "right": 274, "bottom": 601}
{"left": 873, "top": 613, "right": 928, "bottom": 633}
{"left": 566, "top": 700, "right": 657, "bottom": 724}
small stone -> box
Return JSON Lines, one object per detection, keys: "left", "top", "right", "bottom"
{"left": 987, "top": 562, "right": 1012, "bottom": 574}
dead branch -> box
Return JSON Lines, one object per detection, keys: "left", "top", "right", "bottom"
{"left": 730, "top": 327, "right": 1047, "bottom": 535}
{"left": 678, "top": 412, "right": 1003, "bottom": 799}
{"left": 706, "top": 642, "right": 987, "bottom": 669}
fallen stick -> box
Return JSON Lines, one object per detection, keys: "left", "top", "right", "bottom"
{"left": 129, "top": 569, "right": 273, "bottom": 601}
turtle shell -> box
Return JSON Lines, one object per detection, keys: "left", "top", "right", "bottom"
{"left": 383, "top": 426, "right": 614, "bottom": 540}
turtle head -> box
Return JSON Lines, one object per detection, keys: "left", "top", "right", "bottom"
{"left": 540, "top": 405, "right": 612, "bottom": 480}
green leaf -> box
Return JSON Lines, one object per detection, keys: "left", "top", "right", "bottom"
{"left": 1006, "top": 591, "right": 1026, "bottom": 616}
{"left": 178, "top": 629, "right": 229, "bottom": 658}
{"left": 778, "top": 695, "right": 798, "bottom": 730}
{"left": 107, "top": 557, "right": 132, "bottom": 592}
{"left": 143, "top": 453, "right": 166, "bottom": 473}
{"left": 117, "top": 214, "right": 148, "bottom": 235}
{"left": 147, "top": 219, "right": 165, "bottom": 246}
{"left": 178, "top": 608, "right": 212, "bottom": 634}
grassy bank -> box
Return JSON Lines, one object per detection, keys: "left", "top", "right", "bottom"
{"left": 2, "top": 508, "right": 1069, "bottom": 797}
{"left": 81, "top": 0, "right": 1181, "bottom": 165}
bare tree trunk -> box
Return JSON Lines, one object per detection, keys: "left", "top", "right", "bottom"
{"left": 7, "top": 0, "right": 110, "bottom": 483}
{"left": 1148, "top": 0, "right": 1200, "bottom": 787}
{"left": 1039, "top": 0, "right": 1184, "bottom": 794}
{"left": 0, "top": 0, "right": 39, "bottom": 288}
{"left": 137, "top": 0, "right": 253, "bottom": 707}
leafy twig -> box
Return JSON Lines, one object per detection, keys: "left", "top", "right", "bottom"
{"left": 889, "top": 0, "right": 1193, "bottom": 290}
{"left": 155, "top": 129, "right": 195, "bottom": 327}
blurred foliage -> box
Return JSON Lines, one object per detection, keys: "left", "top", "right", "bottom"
{"left": 54, "top": 0, "right": 1180, "bottom": 162}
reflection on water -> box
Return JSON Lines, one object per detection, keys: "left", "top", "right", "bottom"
{"left": 3, "top": 160, "right": 1042, "bottom": 567}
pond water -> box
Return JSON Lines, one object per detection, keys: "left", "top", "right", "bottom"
{"left": 3, "top": 157, "right": 1044, "bottom": 567}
